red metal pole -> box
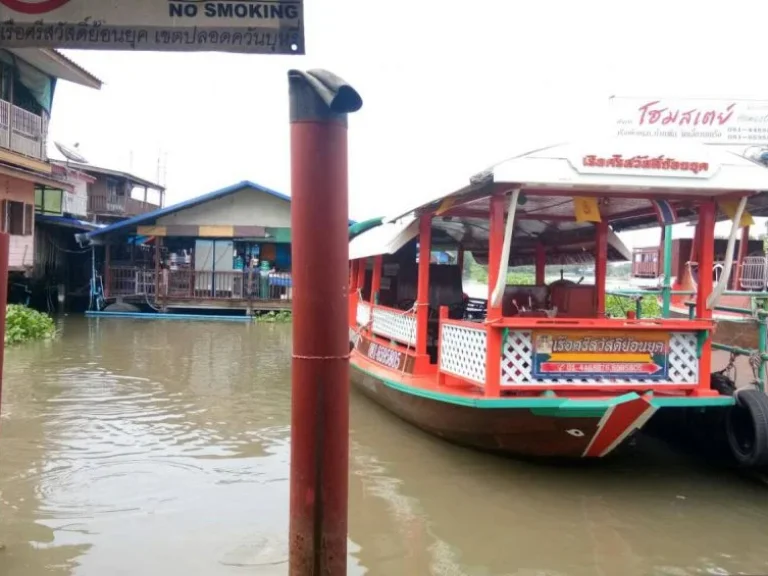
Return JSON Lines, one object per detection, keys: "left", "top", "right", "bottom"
{"left": 288, "top": 69, "right": 362, "bottom": 576}
{"left": 416, "top": 215, "right": 431, "bottom": 357}
{"left": 695, "top": 201, "right": 716, "bottom": 396}
{"left": 0, "top": 233, "right": 8, "bottom": 416}
{"left": 485, "top": 193, "right": 506, "bottom": 398}
{"left": 594, "top": 220, "right": 608, "bottom": 317}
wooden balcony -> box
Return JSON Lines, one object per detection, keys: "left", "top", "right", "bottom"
{"left": 0, "top": 99, "right": 46, "bottom": 161}
{"left": 88, "top": 195, "right": 161, "bottom": 217}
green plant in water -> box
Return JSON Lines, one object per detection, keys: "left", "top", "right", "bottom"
{"left": 5, "top": 305, "right": 56, "bottom": 345}
{"left": 253, "top": 310, "right": 292, "bottom": 323}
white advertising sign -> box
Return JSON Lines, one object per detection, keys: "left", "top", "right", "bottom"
{"left": 609, "top": 97, "right": 768, "bottom": 145}
{"left": 0, "top": 0, "right": 304, "bottom": 54}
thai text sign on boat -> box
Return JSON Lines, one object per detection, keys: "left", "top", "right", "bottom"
{"left": 0, "top": 0, "right": 304, "bottom": 54}
{"left": 532, "top": 330, "right": 669, "bottom": 380}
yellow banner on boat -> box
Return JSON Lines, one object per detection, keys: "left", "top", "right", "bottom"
{"left": 718, "top": 200, "right": 754, "bottom": 227}
{"left": 573, "top": 197, "right": 601, "bottom": 223}
{"left": 435, "top": 197, "right": 456, "bottom": 216}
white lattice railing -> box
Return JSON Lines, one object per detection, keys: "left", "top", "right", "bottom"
{"left": 439, "top": 322, "right": 487, "bottom": 384}
{"left": 371, "top": 305, "right": 417, "bottom": 347}
{"left": 500, "top": 330, "right": 699, "bottom": 386}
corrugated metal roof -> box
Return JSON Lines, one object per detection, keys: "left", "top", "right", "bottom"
{"left": 50, "top": 160, "right": 165, "bottom": 191}
{"left": 86, "top": 180, "right": 357, "bottom": 240}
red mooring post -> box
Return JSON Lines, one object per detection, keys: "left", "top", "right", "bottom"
{"left": 287, "top": 69, "right": 362, "bottom": 575}
{"left": 0, "top": 232, "right": 9, "bottom": 416}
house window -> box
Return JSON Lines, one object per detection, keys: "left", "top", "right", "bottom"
{"left": 2, "top": 200, "right": 33, "bottom": 236}
{"left": 34, "top": 186, "right": 63, "bottom": 215}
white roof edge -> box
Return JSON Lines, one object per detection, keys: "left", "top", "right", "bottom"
{"left": 349, "top": 217, "right": 418, "bottom": 260}
{"left": 7, "top": 48, "right": 102, "bottom": 90}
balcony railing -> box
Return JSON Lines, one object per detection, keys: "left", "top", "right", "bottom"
{"left": 89, "top": 195, "right": 161, "bottom": 217}
{"left": 0, "top": 99, "right": 45, "bottom": 161}
{"left": 107, "top": 266, "right": 293, "bottom": 302}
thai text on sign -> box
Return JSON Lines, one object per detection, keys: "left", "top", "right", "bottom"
{"left": 0, "top": 0, "right": 304, "bottom": 54}
{"left": 532, "top": 330, "right": 670, "bottom": 380}
{"left": 608, "top": 97, "right": 768, "bottom": 145}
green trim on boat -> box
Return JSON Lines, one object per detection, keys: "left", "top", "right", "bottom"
{"left": 350, "top": 363, "right": 736, "bottom": 410}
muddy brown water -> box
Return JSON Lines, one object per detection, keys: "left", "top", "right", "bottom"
{"left": 0, "top": 317, "right": 767, "bottom": 576}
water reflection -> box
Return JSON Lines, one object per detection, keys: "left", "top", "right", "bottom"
{"left": 347, "top": 386, "right": 768, "bottom": 576}
{"left": 0, "top": 317, "right": 767, "bottom": 575}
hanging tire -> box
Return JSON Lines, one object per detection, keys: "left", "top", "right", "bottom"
{"left": 725, "top": 389, "right": 768, "bottom": 468}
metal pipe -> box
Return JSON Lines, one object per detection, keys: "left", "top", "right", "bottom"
{"left": 287, "top": 69, "right": 362, "bottom": 576}
{"left": 661, "top": 224, "right": 673, "bottom": 318}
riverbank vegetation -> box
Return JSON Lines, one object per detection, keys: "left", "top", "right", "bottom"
{"left": 5, "top": 305, "right": 56, "bottom": 345}
{"left": 253, "top": 310, "right": 292, "bottom": 323}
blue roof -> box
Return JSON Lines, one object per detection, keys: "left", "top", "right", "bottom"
{"left": 36, "top": 213, "right": 104, "bottom": 232}
{"left": 86, "top": 180, "right": 357, "bottom": 239}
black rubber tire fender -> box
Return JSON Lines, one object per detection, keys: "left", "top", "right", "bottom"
{"left": 725, "top": 388, "right": 768, "bottom": 468}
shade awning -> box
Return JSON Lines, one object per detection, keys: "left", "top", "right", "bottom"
{"left": 349, "top": 217, "right": 418, "bottom": 260}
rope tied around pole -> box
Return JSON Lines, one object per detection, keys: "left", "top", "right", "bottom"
{"left": 293, "top": 353, "right": 351, "bottom": 360}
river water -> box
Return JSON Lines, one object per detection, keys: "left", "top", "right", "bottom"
{"left": 1, "top": 317, "right": 768, "bottom": 576}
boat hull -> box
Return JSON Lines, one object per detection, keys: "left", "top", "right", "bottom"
{"left": 350, "top": 361, "right": 652, "bottom": 459}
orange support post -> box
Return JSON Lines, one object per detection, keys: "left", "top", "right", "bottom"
{"left": 594, "top": 221, "right": 608, "bottom": 317}
{"left": 694, "top": 201, "right": 716, "bottom": 396}
{"left": 535, "top": 243, "right": 546, "bottom": 285}
{"left": 371, "top": 255, "right": 382, "bottom": 304}
{"left": 416, "top": 215, "right": 431, "bottom": 357}
{"left": 437, "top": 305, "right": 449, "bottom": 386}
{"left": 348, "top": 260, "right": 359, "bottom": 327}
{"left": 485, "top": 193, "right": 506, "bottom": 398}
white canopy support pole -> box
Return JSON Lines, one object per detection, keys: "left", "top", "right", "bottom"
{"left": 707, "top": 195, "right": 747, "bottom": 310}
{"left": 490, "top": 189, "right": 520, "bottom": 309}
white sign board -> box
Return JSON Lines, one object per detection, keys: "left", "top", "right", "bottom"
{"left": 609, "top": 97, "right": 768, "bottom": 145}
{"left": 569, "top": 152, "right": 716, "bottom": 180}
{"left": 0, "top": 0, "right": 303, "bottom": 54}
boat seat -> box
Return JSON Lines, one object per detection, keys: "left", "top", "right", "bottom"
{"left": 549, "top": 284, "right": 597, "bottom": 318}
{"left": 502, "top": 285, "right": 548, "bottom": 317}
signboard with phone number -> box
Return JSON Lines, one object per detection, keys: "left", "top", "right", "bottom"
{"left": 532, "top": 330, "right": 669, "bottom": 380}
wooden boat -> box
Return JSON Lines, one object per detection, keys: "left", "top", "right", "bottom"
{"left": 348, "top": 139, "right": 768, "bottom": 464}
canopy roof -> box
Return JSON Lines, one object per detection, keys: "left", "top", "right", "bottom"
{"left": 349, "top": 213, "right": 632, "bottom": 266}
{"left": 391, "top": 139, "right": 768, "bottom": 232}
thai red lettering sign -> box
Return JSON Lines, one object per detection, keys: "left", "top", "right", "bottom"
{"left": 0, "top": 0, "right": 304, "bottom": 54}
{"left": 609, "top": 97, "right": 768, "bottom": 145}
{"left": 574, "top": 154, "right": 714, "bottom": 179}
